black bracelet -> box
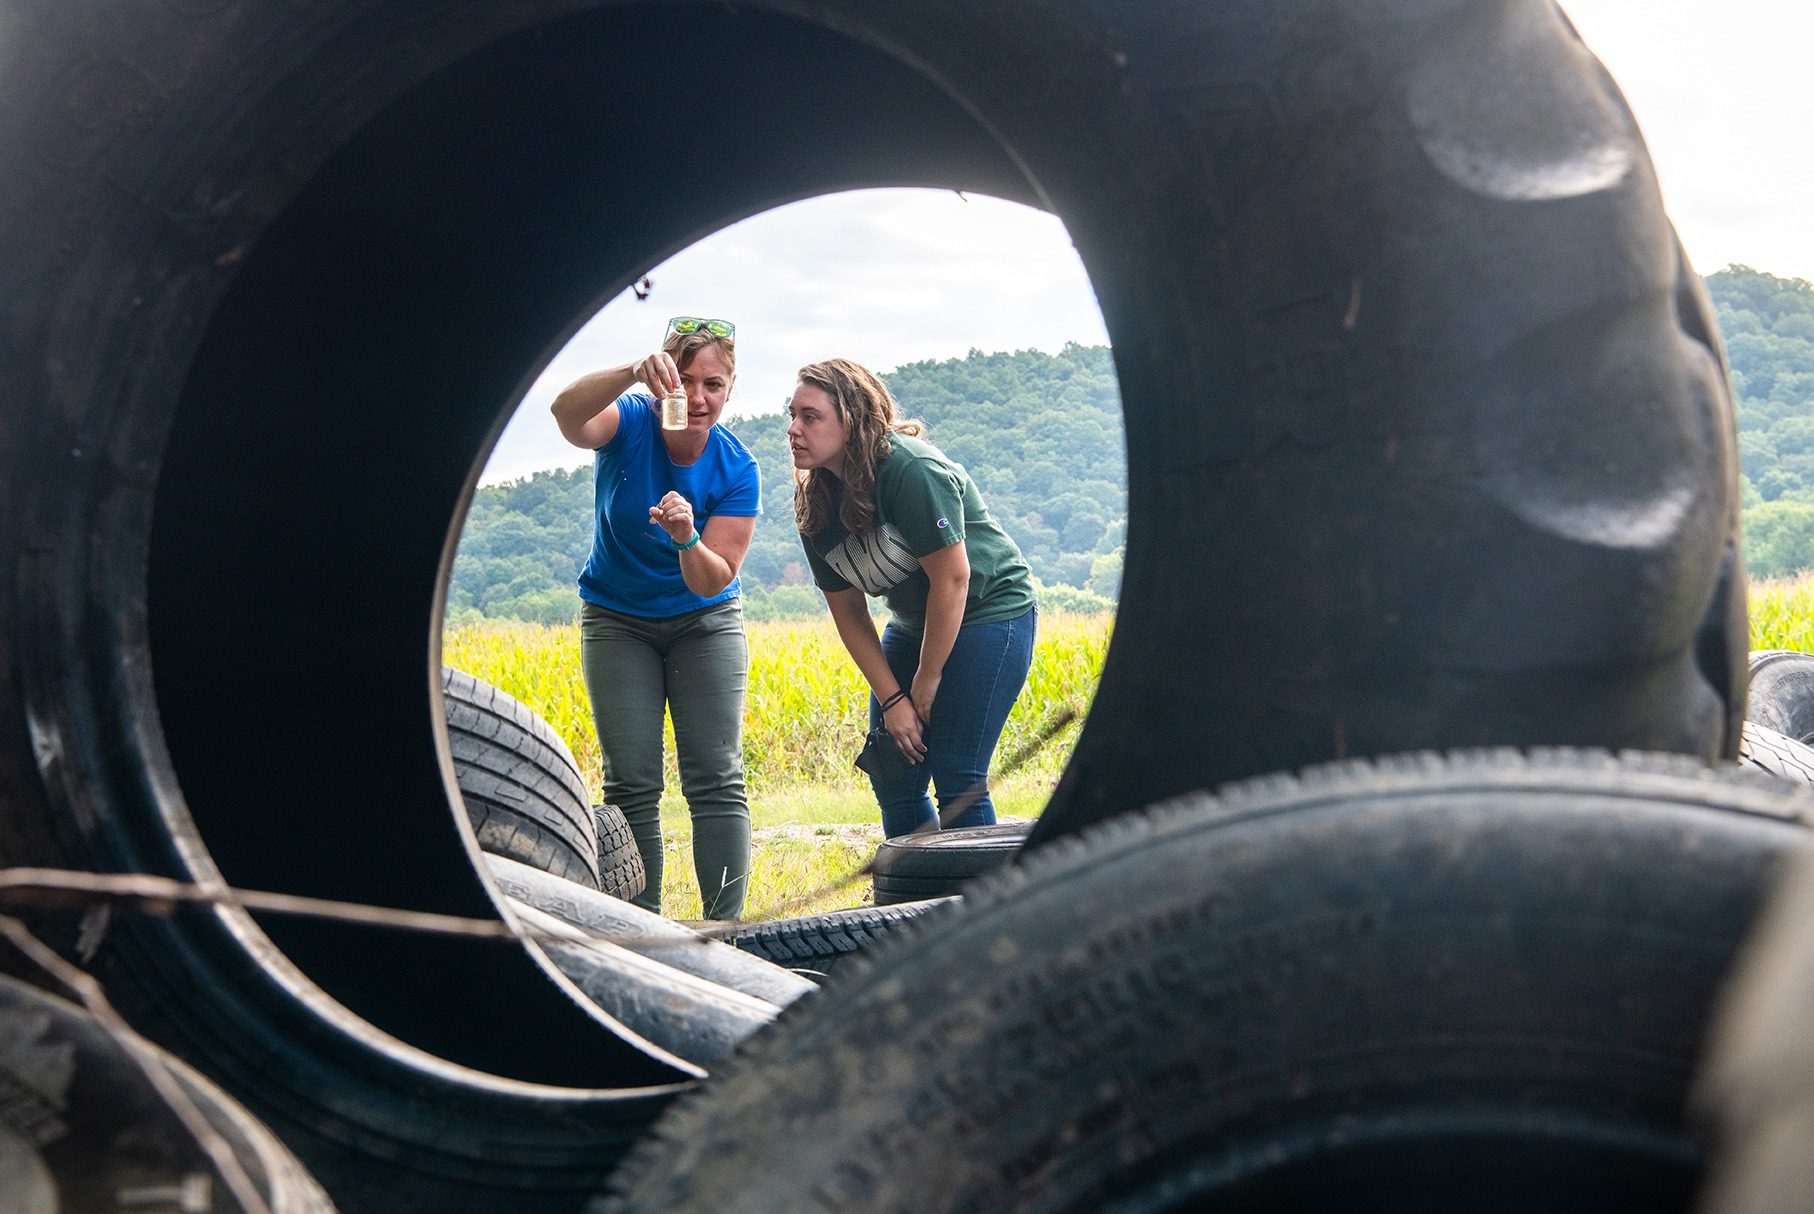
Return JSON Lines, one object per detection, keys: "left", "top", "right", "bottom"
{"left": 880, "top": 689, "right": 909, "bottom": 711}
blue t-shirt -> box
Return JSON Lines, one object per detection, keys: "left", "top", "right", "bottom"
{"left": 577, "top": 392, "right": 761, "bottom": 618}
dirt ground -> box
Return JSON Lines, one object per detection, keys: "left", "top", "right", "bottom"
{"left": 751, "top": 822, "right": 885, "bottom": 846}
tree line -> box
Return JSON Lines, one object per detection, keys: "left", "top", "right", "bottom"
{"left": 1710, "top": 265, "right": 1814, "bottom": 577}
{"left": 448, "top": 343, "right": 1126, "bottom": 623}
{"left": 448, "top": 266, "right": 1814, "bottom": 624}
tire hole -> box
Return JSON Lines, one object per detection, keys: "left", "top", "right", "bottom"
{"left": 142, "top": 6, "right": 1111, "bottom": 1083}
{"left": 446, "top": 187, "right": 1122, "bottom": 925}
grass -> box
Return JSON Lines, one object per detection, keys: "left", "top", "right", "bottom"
{"left": 647, "top": 777, "right": 1055, "bottom": 921}
{"left": 443, "top": 613, "right": 1109, "bottom": 920}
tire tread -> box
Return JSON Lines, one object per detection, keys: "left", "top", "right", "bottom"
{"left": 443, "top": 666, "right": 600, "bottom": 888}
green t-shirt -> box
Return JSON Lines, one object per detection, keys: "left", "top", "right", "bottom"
{"left": 800, "top": 433, "right": 1036, "bottom": 634}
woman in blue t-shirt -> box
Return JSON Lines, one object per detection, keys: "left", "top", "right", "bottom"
{"left": 788, "top": 357, "right": 1037, "bottom": 838}
{"left": 551, "top": 317, "right": 760, "bottom": 919}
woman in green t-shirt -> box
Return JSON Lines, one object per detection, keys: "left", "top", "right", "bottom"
{"left": 788, "top": 358, "right": 1037, "bottom": 837}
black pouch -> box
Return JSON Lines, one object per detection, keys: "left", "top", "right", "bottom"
{"left": 853, "top": 727, "right": 914, "bottom": 784}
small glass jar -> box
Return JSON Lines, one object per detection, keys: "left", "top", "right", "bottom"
{"left": 660, "top": 389, "right": 688, "bottom": 430}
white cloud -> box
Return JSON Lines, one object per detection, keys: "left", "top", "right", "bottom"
{"left": 480, "top": 190, "right": 1107, "bottom": 484}
{"left": 1561, "top": 0, "right": 1814, "bottom": 281}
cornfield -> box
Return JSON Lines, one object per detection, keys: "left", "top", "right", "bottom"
{"left": 447, "top": 574, "right": 1814, "bottom": 803}
{"left": 1751, "top": 573, "right": 1814, "bottom": 651}
{"left": 442, "top": 611, "right": 1112, "bottom": 799}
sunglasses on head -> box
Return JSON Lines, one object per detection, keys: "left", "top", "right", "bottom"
{"left": 666, "top": 316, "right": 735, "bottom": 341}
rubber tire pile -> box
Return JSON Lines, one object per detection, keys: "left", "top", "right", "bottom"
{"left": 880, "top": 713, "right": 1814, "bottom": 901}
{"left": 443, "top": 665, "right": 644, "bottom": 899}
{"left": 0, "top": 2, "right": 1808, "bottom": 1213}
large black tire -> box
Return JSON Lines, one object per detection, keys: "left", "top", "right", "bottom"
{"left": 0, "top": 975, "right": 334, "bottom": 1214}
{"left": 870, "top": 822, "right": 1030, "bottom": 905}
{"left": 1744, "top": 650, "right": 1814, "bottom": 744}
{"left": 442, "top": 667, "right": 600, "bottom": 889}
{"left": 605, "top": 750, "right": 1812, "bottom": 1213}
{"left": 1699, "top": 844, "right": 1814, "bottom": 1214}
{"left": 714, "top": 897, "right": 962, "bottom": 977}
{"left": 0, "top": 2, "right": 1740, "bottom": 1209}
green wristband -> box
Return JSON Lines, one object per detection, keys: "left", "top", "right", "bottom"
{"left": 673, "top": 531, "right": 702, "bottom": 552}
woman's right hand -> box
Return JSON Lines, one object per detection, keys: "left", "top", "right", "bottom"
{"left": 632, "top": 351, "right": 680, "bottom": 397}
{"left": 883, "top": 696, "right": 926, "bottom": 764}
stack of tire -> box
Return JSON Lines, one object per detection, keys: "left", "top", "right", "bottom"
{"left": 442, "top": 666, "right": 644, "bottom": 902}
{"left": 442, "top": 671, "right": 830, "bottom": 1063}
{"left": 2, "top": 2, "right": 1808, "bottom": 1212}
{"left": 869, "top": 703, "right": 1814, "bottom": 908}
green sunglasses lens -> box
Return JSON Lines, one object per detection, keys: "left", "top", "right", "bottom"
{"left": 667, "top": 316, "right": 735, "bottom": 340}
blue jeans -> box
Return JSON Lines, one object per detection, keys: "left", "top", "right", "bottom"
{"left": 869, "top": 607, "right": 1036, "bottom": 838}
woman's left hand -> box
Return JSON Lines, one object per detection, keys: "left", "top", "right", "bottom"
{"left": 650, "top": 491, "right": 696, "bottom": 545}
{"left": 910, "top": 671, "right": 941, "bottom": 724}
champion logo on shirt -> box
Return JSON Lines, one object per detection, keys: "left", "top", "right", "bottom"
{"left": 936, "top": 517, "right": 949, "bottom": 529}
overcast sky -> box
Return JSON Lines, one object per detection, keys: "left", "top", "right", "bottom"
{"left": 479, "top": 0, "right": 1814, "bottom": 485}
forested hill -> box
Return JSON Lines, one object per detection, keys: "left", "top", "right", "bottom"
{"left": 1709, "top": 266, "right": 1814, "bottom": 575}
{"left": 448, "top": 343, "right": 1126, "bottom": 622}
{"left": 449, "top": 267, "right": 1814, "bottom": 623}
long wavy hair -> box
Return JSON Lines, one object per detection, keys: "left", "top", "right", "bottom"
{"left": 793, "top": 358, "right": 923, "bottom": 538}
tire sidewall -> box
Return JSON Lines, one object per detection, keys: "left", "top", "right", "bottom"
{"left": 1745, "top": 651, "right": 1814, "bottom": 744}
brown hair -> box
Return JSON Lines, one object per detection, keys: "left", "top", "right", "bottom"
{"left": 664, "top": 329, "right": 736, "bottom": 382}
{"left": 793, "top": 358, "right": 923, "bottom": 537}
